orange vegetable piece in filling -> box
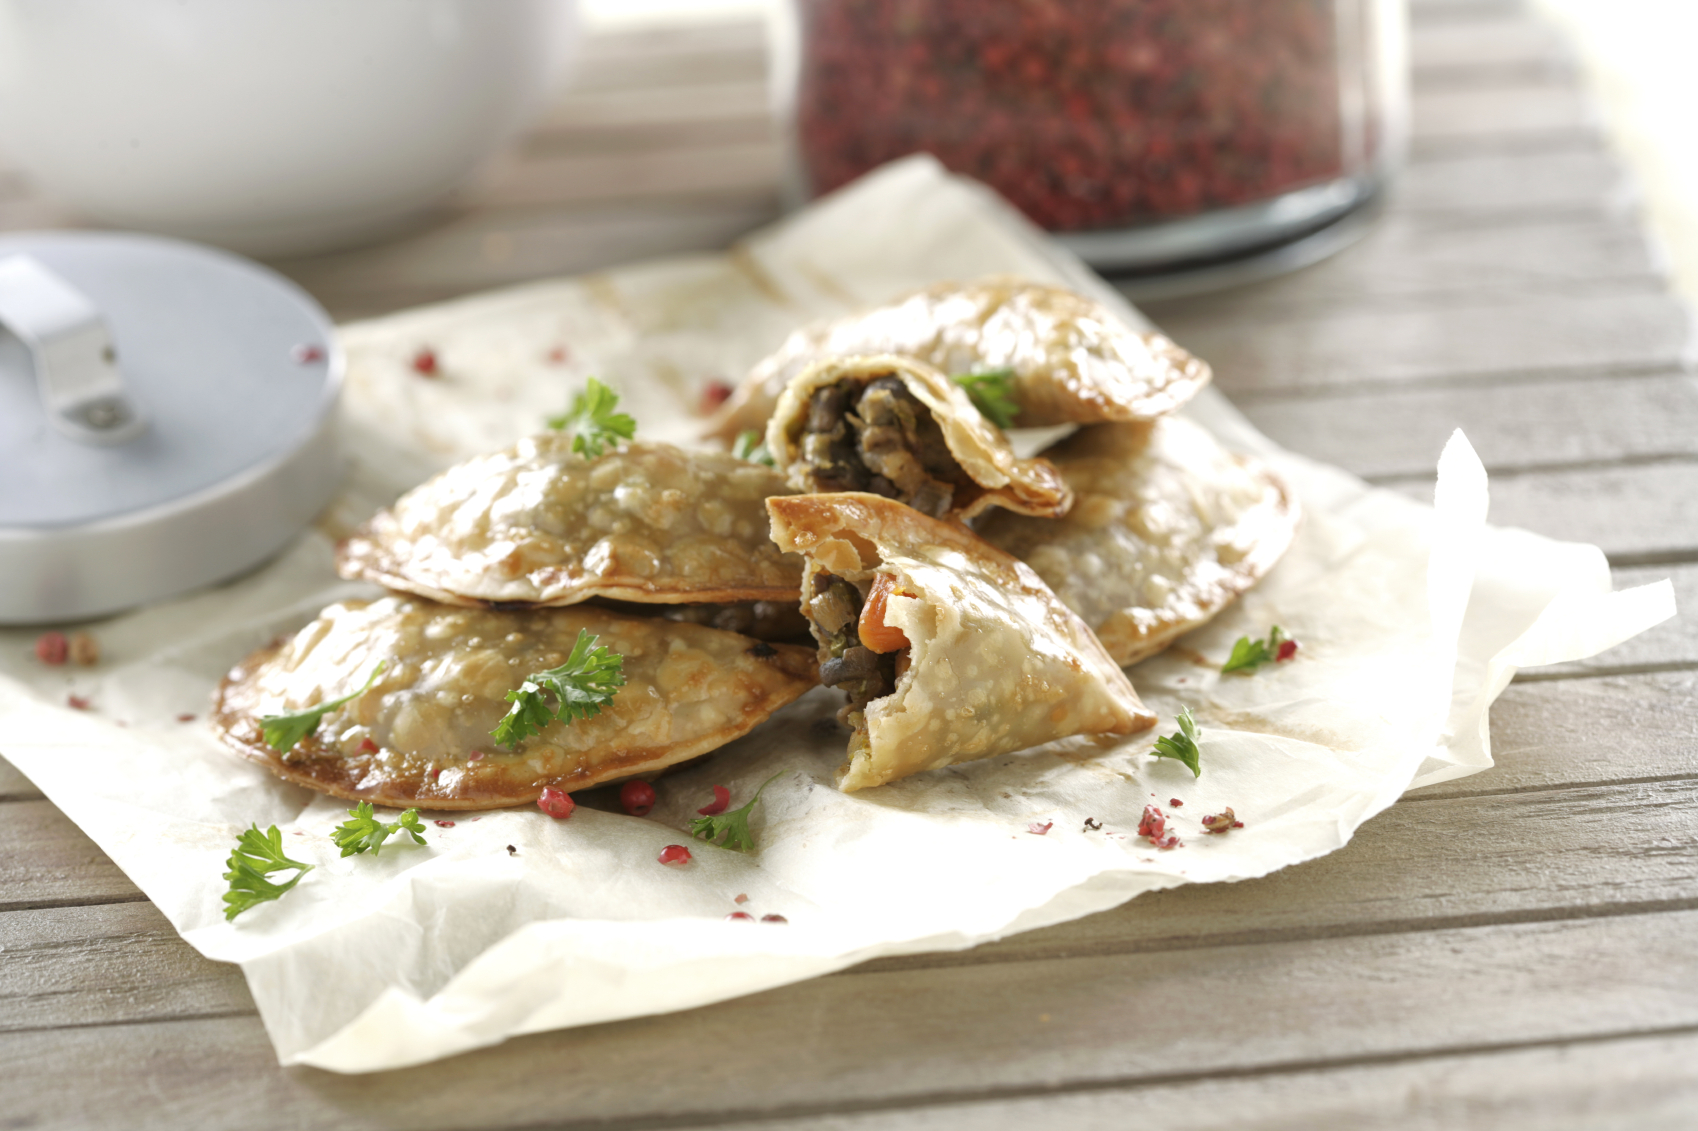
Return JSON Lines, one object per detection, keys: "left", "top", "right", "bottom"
{"left": 857, "top": 571, "right": 912, "bottom": 653}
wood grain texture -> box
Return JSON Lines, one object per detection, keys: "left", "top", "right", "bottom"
{"left": 1236, "top": 371, "right": 1698, "bottom": 481}
{"left": 2, "top": 911, "right": 1696, "bottom": 1130}
{"left": 1395, "top": 146, "right": 1628, "bottom": 218}
{"left": 0, "top": 902, "right": 251, "bottom": 1033}
{"left": 692, "top": 1032, "right": 1698, "bottom": 1131}
{"left": 0, "top": 800, "right": 142, "bottom": 911}
{"left": 1141, "top": 213, "right": 1664, "bottom": 324}
{"left": 1151, "top": 290, "right": 1691, "bottom": 393}
{"left": 0, "top": 755, "right": 43, "bottom": 802}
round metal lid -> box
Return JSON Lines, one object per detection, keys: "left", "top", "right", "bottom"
{"left": 0, "top": 231, "right": 344, "bottom": 624}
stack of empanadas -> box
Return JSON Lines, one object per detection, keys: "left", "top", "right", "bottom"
{"left": 214, "top": 275, "right": 1297, "bottom": 808}
{"left": 214, "top": 437, "right": 822, "bottom": 809}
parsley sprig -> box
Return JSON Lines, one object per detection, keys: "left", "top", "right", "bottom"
{"left": 1221, "top": 626, "right": 1293, "bottom": 674}
{"left": 331, "top": 801, "right": 428, "bottom": 857}
{"left": 260, "top": 661, "right": 387, "bottom": 753}
{"left": 689, "top": 773, "right": 781, "bottom": 852}
{"left": 732, "top": 428, "right": 775, "bottom": 466}
{"left": 951, "top": 367, "right": 1020, "bottom": 429}
{"left": 548, "top": 376, "right": 636, "bottom": 457}
{"left": 1152, "top": 707, "right": 1201, "bottom": 778}
{"left": 491, "top": 629, "right": 626, "bottom": 747}
{"left": 222, "top": 824, "right": 314, "bottom": 921}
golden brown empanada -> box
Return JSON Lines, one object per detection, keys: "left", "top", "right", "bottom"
{"left": 337, "top": 438, "right": 802, "bottom": 609}
{"left": 214, "top": 597, "right": 818, "bottom": 809}
{"left": 978, "top": 418, "right": 1299, "bottom": 666}
{"left": 765, "top": 354, "right": 1072, "bottom": 522}
{"left": 766, "top": 493, "right": 1155, "bottom": 791}
{"left": 707, "top": 275, "right": 1210, "bottom": 442}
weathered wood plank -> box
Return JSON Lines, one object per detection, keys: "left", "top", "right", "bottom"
{"left": 569, "top": 21, "right": 766, "bottom": 93}
{"left": 1395, "top": 146, "right": 1626, "bottom": 218}
{"left": 1150, "top": 290, "right": 1691, "bottom": 393}
{"left": 1143, "top": 214, "right": 1662, "bottom": 325}
{"left": 2, "top": 912, "right": 1695, "bottom": 1130}
{"left": 0, "top": 755, "right": 42, "bottom": 802}
{"left": 1235, "top": 371, "right": 1698, "bottom": 481}
{"left": 0, "top": 903, "right": 251, "bottom": 1033}
{"left": 467, "top": 138, "right": 780, "bottom": 210}
{"left": 275, "top": 197, "right": 778, "bottom": 321}
{"left": 0, "top": 800, "right": 141, "bottom": 911}
{"left": 1410, "top": 12, "right": 1570, "bottom": 81}
{"left": 529, "top": 79, "right": 769, "bottom": 145}
{"left": 1383, "top": 459, "right": 1698, "bottom": 564}
{"left": 1411, "top": 81, "right": 1594, "bottom": 156}
{"left": 693, "top": 1031, "right": 1698, "bottom": 1131}
{"left": 7, "top": 722, "right": 1694, "bottom": 1031}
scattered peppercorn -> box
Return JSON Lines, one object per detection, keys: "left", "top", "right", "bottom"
{"left": 34, "top": 632, "right": 68, "bottom": 665}
{"left": 66, "top": 695, "right": 91, "bottom": 710}
{"left": 761, "top": 914, "right": 788, "bottom": 924}
{"left": 620, "top": 780, "right": 657, "bottom": 817}
{"left": 537, "top": 787, "right": 575, "bottom": 819}
{"left": 1202, "top": 807, "right": 1245, "bottom": 833}
{"left": 412, "top": 348, "right": 439, "bottom": 376}
{"left": 699, "top": 380, "right": 734, "bottom": 414}
{"left": 659, "top": 844, "right": 692, "bottom": 866}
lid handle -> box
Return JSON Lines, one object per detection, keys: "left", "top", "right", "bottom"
{"left": 0, "top": 254, "right": 146, "bottom": 445}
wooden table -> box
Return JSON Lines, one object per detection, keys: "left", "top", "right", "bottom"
{"left": 5, "top": 0, "right": 1696, "bottom": 1125}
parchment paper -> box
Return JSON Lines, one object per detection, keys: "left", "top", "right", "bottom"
{"left": 0, "top": 156, "right": 1675, "bottom": 1073}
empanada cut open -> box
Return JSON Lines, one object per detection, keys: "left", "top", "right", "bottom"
{"left": 766, "top": 493, "right": 1155, "bottom": 791}
{"left": 707, "top": 275, "right": 1211, "bottom": 443}
{"left": 765, "top": 354, "right": 1071, "bottom": 523}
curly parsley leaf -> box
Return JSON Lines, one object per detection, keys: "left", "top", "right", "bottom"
{"left": 491, "top": 629, "right": 626, "bottom": 747}
{"left": 547, "top": 376, "right": 636, "bottom": 458}
{"left": 732, "top": 429, "right": 774, "bottom": 466}
{"left": 1151, "top": 707, "right": 1201, "bottom": 778}
{"left": 1220, "top": 626, "right": 1292, "bottom": 674}
{"left": 222, "top": 824, "right": 313, "bottom": 921}
{"left": 951, "top": 367, "right": 1020, "bottom": 429}
{"left": 331, "top": 801, "right": 428, "bottom": 857}
{"left": 689, "top": 773, "right": 781, "bottom": 852}
{"left": 260, "top": 661, "right": 387, "bottom": 753}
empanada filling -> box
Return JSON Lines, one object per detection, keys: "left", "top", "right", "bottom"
{"left": 591, "top": 598, "right": 813, "bottom": 643}
{"left": 799, "top": 377, "right": 969, "bottom": 519}
{"left": 807, "top": 570, "right": 909, "bottom": 738}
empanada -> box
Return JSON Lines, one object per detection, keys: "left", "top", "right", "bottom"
{"left": 766, "top": 493, "right": 1155, "bottom": 791}
{"left": 708, "top": 276, "right": 1210, "bottom": 442}
{"left": 977, "top": 418, "right": 1299, "bottom": 666}
{"left": 765, "top": 354, "right": 1072, "bottom": 522}
{"left": 338, "top": 438, "right": 802, "bottom": 608}
{"left": 214, "top": 597, "right": 818, "bottom": 809}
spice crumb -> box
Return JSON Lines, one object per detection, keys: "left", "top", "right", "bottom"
{"left": 1083, "top": 817, "right": 1102, "bottom": 832}
{"left": 434, "top": 820, "right": 456, "bottom": 828}
{"left": 66, "top": 695, "right": 91, "bottom": 710}
{"left": 698, "top": 380, "right": 733, "bottom": 414}
{"left": 68, "top": 632, "right": 99, "bottom": 666}
{"left": 734, "top": 893, "right": 749, "bottom": 904}
{"left": 1169, "top": 798, "right": 1184, "bottom": 807}
{"left": 176, "top": 713, "right": 197, "bottom": 723}
{"left": 505, "top": 844, "right": 518, "bottom": 856}
{"left": 761, "top": 914, "right": 788, "bottom": 924}
{"left": 1027, "top": 821, "right": 1053, "bottom": 835}
{"left": 411, "top": 347, "right": 439, "bottom": 376}
{"left": 1202, "top": 807, "right": 1244, "bottom": 833}
{"left": 34, "top": 632, "right": 68, "bottom": 666}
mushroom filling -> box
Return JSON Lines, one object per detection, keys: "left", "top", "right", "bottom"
{"left": 807, "top": 571, "right": 901, "bottom": 729}
{"left": 799, "top": 377, "right": 966, "bottom": 518}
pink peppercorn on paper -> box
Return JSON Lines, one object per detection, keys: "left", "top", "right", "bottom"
{"left": 0, "top": 157, "right": 1674, "bottom": 1073}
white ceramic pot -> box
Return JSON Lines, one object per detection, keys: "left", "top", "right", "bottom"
{"left": 0, "top": 0, "right": 577, "bottom": 256}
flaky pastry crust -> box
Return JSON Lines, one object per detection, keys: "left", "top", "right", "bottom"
{"left": 978, "top": 418, "right": 1299, "bottom": 666}
{"left": 707, "top": 275, "right": 1210, "bottom": 442}
{"left": 214, "top": 597, "right": 817, "bottom": 809}
{"left": 337, "top": 438, "right": 802, "bottom": 608}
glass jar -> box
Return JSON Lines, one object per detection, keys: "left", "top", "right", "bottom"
{"left": 775, "top": 0, "right": 1408, "bottom": 275}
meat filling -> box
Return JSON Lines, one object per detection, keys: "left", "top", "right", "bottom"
{"left": 808, "top": 571, "right": 901, "bottom": 727}
{"left": 800, "top": 377, "right": 965, "bottom": 518}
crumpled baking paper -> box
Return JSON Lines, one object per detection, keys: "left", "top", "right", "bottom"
{"left": 0, "top": 156, "right": 1675, "bottom": 1073}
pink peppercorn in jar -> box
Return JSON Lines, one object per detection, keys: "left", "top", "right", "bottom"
{"left": 776, "top": 0, "right": 1408, "bottom": 276}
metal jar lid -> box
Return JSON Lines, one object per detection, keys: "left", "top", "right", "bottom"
{"left": 0, "top": 231, "right": 343, "bottom": 624}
